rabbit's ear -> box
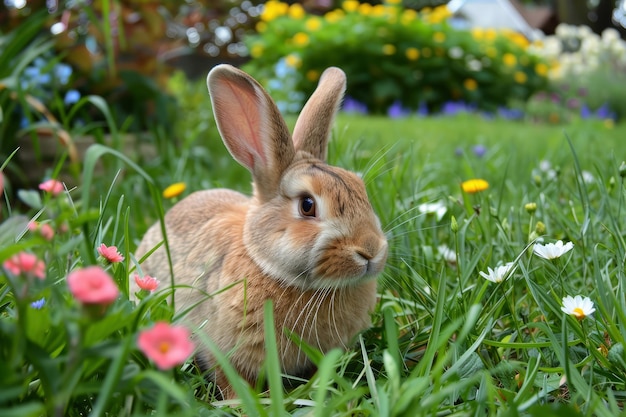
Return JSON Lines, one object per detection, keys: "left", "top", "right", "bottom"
{"left": 208, "top": 64, "right": 295, "bottom": 200}
{"left": 292, "top": 67, "right": 346, "bottom": 161}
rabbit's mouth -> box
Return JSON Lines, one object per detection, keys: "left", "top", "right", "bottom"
{"left": 310, "top": 238, "right": 388, "bottom": 288}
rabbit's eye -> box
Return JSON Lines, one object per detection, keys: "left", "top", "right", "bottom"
{"left": 299, "top": 196, "right": 316, "bottom": 217}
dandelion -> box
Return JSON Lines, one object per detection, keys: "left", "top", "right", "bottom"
{"left": 433, "top": 32, "right": 446, "bottom": 43}
{"left": 138, "top": 322, "right": 195, "bottom": 370}
{"left": 342, "top": 0, "right": 359, "bottom": 12}
{"left": 3, "top": 252, "right": 46, "bottom": 280}
{"left": 561, "top": 295, "right": 595, "bottom": 319}
{"left": 533, "top": 240, "right": 574, "bottom": 260}
{"left": 163, "top": 182, "right": 186, "bottom": 199}
{"left": 288, "top": 3, "right": 305, "bottom": 19}
{"left": 535, "top": 62, "right": 549, "bottom": 77}
{"left": 417, "top": 201, "right": 447, "bottom": 221}
{"left": 479, "top": 262, "right": 515, "bottom": 283}
{"left": 67, "top": 266, "right": 119, "bottom": 306}
{"left": 461, "top": 179, "right": 489, "bottom": 194}
{"left": 305, "top": 17, "right": 321, "bottom": 31}
{"left": 134, "top": 273, "right": 160, "bottom": 292}
{"left": 39, "top": 179, "right": 64, "bottom": 196}
{"left": 98, "top": 244, "right": 124, "bottom": 263}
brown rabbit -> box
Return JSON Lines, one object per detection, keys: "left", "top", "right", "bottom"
{"left": 134, "top": 64, "right": 388, "bottom": 398}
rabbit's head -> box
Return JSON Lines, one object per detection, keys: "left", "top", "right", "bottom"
{"left": 208, "top": 65, "right": 387, "bottom": 290}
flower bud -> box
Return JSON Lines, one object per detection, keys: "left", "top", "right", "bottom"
{"left": 535, "top": 221, "right": 546, "bottom": 235}
{"left": 525, "top": 202, "right": 537, "bottom": 214}
{"left": 450, "top": 215, "right": 458, "bottom": 233}
{"left": 619, "top": 161, "right": 626, "bottom": 178}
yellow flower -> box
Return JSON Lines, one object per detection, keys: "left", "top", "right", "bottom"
{"left": 405, "top": 47, "right": 420, "bottom": 61}
{"left": 261, "top": 0, "right": 288, "bottom": 22}
{"left": 324, "top": 9, "right": 345, "bottom": 23}
{"left": 382, "top": 44, "right": 396, "bottom": 55}
{"left": 163, "top": 182, "right": 186, "bottom": 199}
{"left": 484, "top": 28, "right": 497, "bottom": 41}
{"left": 485, "top": 46, "right": 498, "bottom": 58}
{"left": 372, "top": 4, "right": 387, "bottom": 16}
{"left": 534, "top": 62, "right": 548, "bottom": 77}
{"left": 342, "top": 0, "right": 359, "bottom": 12}
{"left": 433, "top": 32, "right": 446, "bottom": 43}
{"left": 250, "top": 44, "right": 264, "bottom": 58}
{"left": 471, "top": 28, "right": 484, "bottom": 40}
{"left": 256, "top": 21, "right": 267, "bottom": 33}
{"left": 288, "top": 3, "right": 305, "bottom": 19}
{"left": 461, "top": 179, "right": 489, "bottom": 194}
{"left": 503, "top": 53, "right": 517, "bottom": 67}
{"left": 358, "top": 2, "right": 372, "bottom": 15}
{"left": 514, "top": 71, "right": 527, "bottom": 84}
{"left": 285, "top": 54, "right": 301, "bottom": 68}
{"left": 463, "top": 78, "right": 478, "bottom": 91}
{"left": 401, "top": 9, "right": 417, "bottom": 24}
{"left": 305, "top": 17, "right": 321, "bottom": 31}
{"left": 292, "top": 32, "right": 309, "bottom": 47}
{"left": 306, "top": 69, "right": 320, "bottom": 82}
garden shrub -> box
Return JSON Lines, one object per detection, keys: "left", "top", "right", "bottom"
{"left": 526, "top": 24, "right": 626, "bottom": 121}
{"left": 242, "top": 0, "right": 549, "bottom": 114}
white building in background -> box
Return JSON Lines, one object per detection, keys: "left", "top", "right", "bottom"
{"left": 447, "top": 0, "right": 546, "bottom": 40}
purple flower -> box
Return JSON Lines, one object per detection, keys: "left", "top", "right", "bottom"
{"left": 497, "top": 107, "right": 524, "bottom": 120}
{"left": 472, "top": 144, "right": 487, "bottom": 158}
{"left": 441, "top": 101, "right": 474, "bottom": 116}
{"left": 580, "top": 104, "right": 592, "bottom": 119}
{"left": 417, "top": 101, "right": 429, "bottom": 116}
{"left": 567, "top": 98, "right": 580, "bottom": 109}
{"left": 387, "top": 101, "right": 411, "bottom": 118}
{"left": 342, "top": 96, "right": 368, "bottom": 114}
{"left": 596, "top": 103, "right": 615, "bottom": 120}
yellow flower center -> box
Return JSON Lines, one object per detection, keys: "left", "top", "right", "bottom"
{"left": 573, "top": 307, "right": 585, "bottom": 318}
{"left": 159, "top": 341, "right": 171, "bottom": 354}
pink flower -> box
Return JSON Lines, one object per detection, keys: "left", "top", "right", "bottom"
{"left": 134, "top": 273, "right": 159, "bottom": 291}
{"left": 28, "top": 221, "right": 55, "bottom": 241}
{"left": 97, "top": 244, "right": 124, "bottom": 263}
{"left": 3, "top": 252, "right": 46, "bottom": 279}
{"left": 67, "top": 266, "right": 119, "bottom": 305}
{"left": 138, "top": 322, "right": 195, "bottom": 370}
{"left": 39, "top": 179, "right": 64, "bottom": 196}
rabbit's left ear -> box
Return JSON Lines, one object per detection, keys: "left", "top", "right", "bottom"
{"left": 207, "top": 64, "right": 295, "bottom": 200}
{"left": 292, "top": 67, "right": 346, "bottom": 161}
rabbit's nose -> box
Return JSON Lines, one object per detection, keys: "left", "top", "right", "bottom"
{"left": 357, "top": 236, "right": 388, "bottom": 267}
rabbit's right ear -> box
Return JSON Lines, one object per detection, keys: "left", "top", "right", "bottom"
{"left": 207, "top": 64, "right": 295, "bottom": 201}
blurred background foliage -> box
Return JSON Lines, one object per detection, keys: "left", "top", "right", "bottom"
{"left": 1, "top": 0, "right": 625, "bottom": 190}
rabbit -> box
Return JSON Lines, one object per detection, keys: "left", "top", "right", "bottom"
{"left": 134, "top": 64, "right": 388, "bottom": 398}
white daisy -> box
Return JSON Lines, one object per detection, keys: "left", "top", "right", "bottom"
{"left": 479, "top": 262, "right": 515, "bottom": 283}
{"left": 418, "top": 201, "right": 447, "bottom": 221}
{"left": 438, "top": 245, "right": 457, "bottom": 265}
{"left": 533, "top": 240, "right": 574, "bottom": 260}
{"left": 561, "top": 295, "right": 595, "bottom": 319}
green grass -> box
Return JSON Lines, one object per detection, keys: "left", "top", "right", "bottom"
{"left": 2, "top": 109, "right": 626, "bottom": 416}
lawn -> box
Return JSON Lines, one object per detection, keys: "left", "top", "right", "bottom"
{"left": 2, "top": 107, "right": 626, "bottom": 416}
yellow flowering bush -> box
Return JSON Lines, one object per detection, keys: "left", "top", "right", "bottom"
{"left": 243, "top": 1, "right": 549, "bottom": 113}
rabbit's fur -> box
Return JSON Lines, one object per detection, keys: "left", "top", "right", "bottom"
{"left": 135, "top": 65, "right": 387, "bottom": 398}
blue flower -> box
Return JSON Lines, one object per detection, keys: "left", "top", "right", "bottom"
{"left": 64, "top": 89, "right": 81, "bottom": 105}
{"left": 54, "top": 63, "right": 73, "bottom": 85}
{"left": 387, "top": 101, "right": 411, "bottom": 118}
{"left": 472, "top": 144, "right": 487, "bottom": 158}
{"left": 31, "top": 297, "right": 46, "bottom": 309}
